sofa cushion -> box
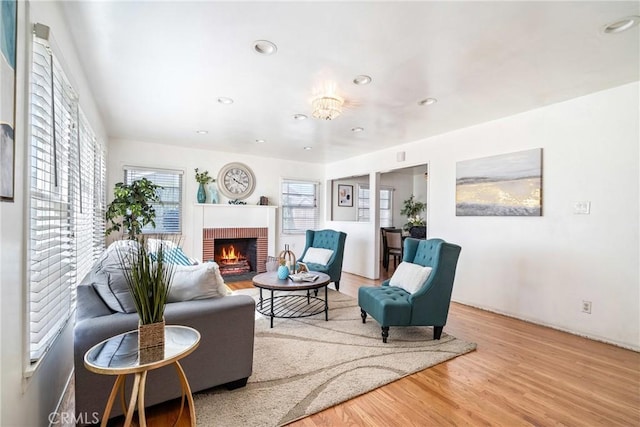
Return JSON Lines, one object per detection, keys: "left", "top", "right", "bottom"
{"left": 302, "top": 247, "right": 334, "bottom": 266}
{"left": 168, "top": 262, "right": 230, "bottom": 302}
{"left": 389, "top": 261, "right": 433, "bottom": 294}
{"left": 91, "top": 241, "right": 139, "bottom": 313}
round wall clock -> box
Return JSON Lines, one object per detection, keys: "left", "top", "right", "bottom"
{"left": 217, "top": 162, "right": 256, "bottom": 200}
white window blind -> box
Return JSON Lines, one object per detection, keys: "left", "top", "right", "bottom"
{"left": 358, "top": 185, "right": 393, "bottom": 227}
{"left": 123, "top": 167, "right": 183, "bottom": 234}
{"left": 281, "top": 179, "right": 319, "bottom": 234}
{"left": 28, "top": 37, "right": 105, "bottom": 364}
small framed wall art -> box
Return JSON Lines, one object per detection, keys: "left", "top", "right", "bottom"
{"left": 338, "top": 184, "right": 353, "bottom": 207}
{"left": 0, "top": 0, "right": 17, "bottom": 202}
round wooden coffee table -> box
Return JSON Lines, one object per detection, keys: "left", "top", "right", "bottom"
{"left": 252, "top": 271, "right": 331, "bottom": 328}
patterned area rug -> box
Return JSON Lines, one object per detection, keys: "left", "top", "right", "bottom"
{"left": 194, "top": 288, "right": 476, "bottom": 426}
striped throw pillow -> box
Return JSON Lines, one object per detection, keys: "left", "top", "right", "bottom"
{"left": 152, "top": 247, "right": 193, "bottom": 265}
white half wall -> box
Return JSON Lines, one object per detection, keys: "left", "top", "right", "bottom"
{"left": 326, "top": 82, "right": 640, "bottom": 350}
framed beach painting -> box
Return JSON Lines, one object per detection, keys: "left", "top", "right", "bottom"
{"left": 456, "top": 148, "right": 542, "bottom": 216}
{"left": 338, "top": 184, "right": 353, "bottom": 207}
{"left": 0, "top": 0, "right": 17, "bottom": 202}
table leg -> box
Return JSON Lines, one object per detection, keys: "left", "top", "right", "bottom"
{"left": 174, "top": 361, "right": 197, "bottom": 426}
{"left": 259, "top": 288, "right": 263, "bottom": 309}
{"left": 123, "top": 372, "right": 142, "bottom": 427}
{"left": 270, "top": 289, "right": 274, "bottom": 328}
{"left": 100, "top": 375, "right": 126, "bottom": 427}
{"left": 325, "top": 285, "right": 329, "bottom": 321}
{"left": 137, "top": 371, "right": 148, "bottom": 427}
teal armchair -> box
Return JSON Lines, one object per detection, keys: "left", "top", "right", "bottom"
{"left": 299, "top": 229, "right": 347, "bottom": 291}
{"left": 358, "top": 238, "right": 461, "bottom": 342}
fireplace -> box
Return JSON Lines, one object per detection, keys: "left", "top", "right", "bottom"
{"left": 203, "top": 227, "right": 268, "bottom": 276}
{"left": 214, "top": 238, "right": 256, "bottom": 276}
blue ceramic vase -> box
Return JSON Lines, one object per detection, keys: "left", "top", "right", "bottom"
{"left": 277, "top": 265, "right": 289, "bottom": 280}
{"left": 197, "top": 183, "right": 206, "bottom": 203}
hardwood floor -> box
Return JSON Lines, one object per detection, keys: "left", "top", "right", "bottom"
{"left": 136, "top": 269, "right": 640, "bottom": 426}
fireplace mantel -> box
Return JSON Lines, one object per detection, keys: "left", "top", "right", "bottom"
{"left": 192, "top": 204, "right": 278, "bottom": 261}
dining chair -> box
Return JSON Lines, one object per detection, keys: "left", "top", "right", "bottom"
{"left": 384, "top": 229, "right": 403, "bottom": 271}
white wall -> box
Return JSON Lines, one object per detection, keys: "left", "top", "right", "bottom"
{"left": 107, "top": 139, "right": 325, "bottom": 257}
{"left": 326, "top": 82, "right": 640, "bottom": 350}
{"left": 1, "top": 2, "right": 108, "bottom": 426}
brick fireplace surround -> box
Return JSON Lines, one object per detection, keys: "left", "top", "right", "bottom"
{"left": 202, "top": 227, "right": 268, "bottom": 273}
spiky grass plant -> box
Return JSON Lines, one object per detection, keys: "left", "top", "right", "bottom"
{"left": 118, "top": 237, "right": 176, "bottom": 325}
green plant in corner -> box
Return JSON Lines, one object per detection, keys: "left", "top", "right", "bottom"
{"left": 400, "top": 194, "right": 426, "bottom": 230}
{"left": 105, "top": 178, "right": 162, "bottom": 240}
{"left": 117, "top": 237, "right": 176, "bottom": 325}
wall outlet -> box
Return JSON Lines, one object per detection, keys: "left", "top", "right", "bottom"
{"left": 582, "top": 300, "right": 592, "bottom": 314}
{"left": 574, "top": 201, "right": 591, "bottom": 214}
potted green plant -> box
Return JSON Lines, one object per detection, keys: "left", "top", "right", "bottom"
{"left": 117, "top": 237, "right": 177, "bottom": 362}
{"left": 105, "top": 178, "right": 162, "bottom": 240}
{"left": 400, "top": 194, "right": 426, "bottom": 231}
{"left": 195, "top": 168, "right": 216, "bottom": 203}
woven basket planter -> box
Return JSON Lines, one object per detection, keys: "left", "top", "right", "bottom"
{"left": 138, "top": 319, "right": 165, "bottom": 364}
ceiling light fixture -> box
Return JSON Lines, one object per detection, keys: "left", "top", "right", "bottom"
{"left": 217, "top": 97, "right": 234, "bottom": 105}
{"left": 303, "top": 146, "right": 312, "bottom": 150}
{"left": 253, "top": 40, "right": 278, "bottom": 55}
{"left": 353, "top": 75, "right": 372, "bottom": 85}
{"left": 603, "top": 16, "right": 640, "bottom": 34}
{"left": 418, "top": 98, "right": 437, "bottom": 106}
{"left": 293, "top": 114, "right": 308, "bottom": 120}
{"left": 196, "top": 130, "right": 208, "bottom": 135}
{"left": 312, "top": 95, "right": 344, "bottom": 120}
{"left": 351, "top": 127, "right": 364, "bottom": 132}
{"left": 255, "top": 139, "right": 265, "bottom": 143}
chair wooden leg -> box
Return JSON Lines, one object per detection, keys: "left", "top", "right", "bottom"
{"left": 360, "top": 309, "right": 367, "bottom": 323}
{"left": 335, "top": 281, "right": 340, "bottom": 291}
{"left": 381, "top": 326, "right": 389, "bottom": 343}
{"left": 434, "top": 326, "right": 443, "bottom": 340}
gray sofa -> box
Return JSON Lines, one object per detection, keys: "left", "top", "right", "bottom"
{"left": 74, "top": 279, "right": 256, "bottom": 420}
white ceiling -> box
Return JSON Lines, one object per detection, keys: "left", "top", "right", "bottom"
{"left": 61, "top": 1, "right": 640, "bottom": 164}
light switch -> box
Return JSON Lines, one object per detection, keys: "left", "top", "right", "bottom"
{"left": 573, "top": 201, "right": 591, "bottom": 214}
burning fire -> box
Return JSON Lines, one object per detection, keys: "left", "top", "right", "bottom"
{"left": 220, "top": 245, "right": 242, "bottom": 263}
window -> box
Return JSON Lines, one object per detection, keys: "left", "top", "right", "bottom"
{"left": 358, "top": 185, "right": 393, "bottom": 227}
{"left": 281, "top": 179, "right": 319, "bottom": 234}
{"left": 123, "top": 167, "right": 183, "bottom": 234}
{"left": 28, "top": 37, "right": 106, "bottom": 364}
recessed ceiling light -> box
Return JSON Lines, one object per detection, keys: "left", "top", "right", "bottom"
{"left": 303, "top": 146, "right": 312, "bottom": 150}
{"left": 196, "top": 130, "right": 208, "bottom": 135}
{"left": 293, "top": 114, "right": 308, "bottom": 120}
{"left": 255, "top": 139, "right": 265, "bottom": 143}
{"left": 217, "top": 97, "right": 234, "bottom": 105}
{"left": 353, "top": 75, "right": 372, "bottom": 85}
{"left": 351, "top": 127, "right": 364, "bottom": 132}
{"left": 603, "top": 16, "right": 640, "bottom": 34}
{"left": 418, "top": 98, "right": 437, "bottom": 106}
{"left": 253, "top": 40, "right": 278, "bottom": 55}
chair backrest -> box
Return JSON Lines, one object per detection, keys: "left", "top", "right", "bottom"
{"left": 385, "top": 229, "right": 402, "bottom": 250}
{"left": 401, "top": 238, "right": 462, "bottom": 325}
{"left": 300, "top": 229, "right": 347, "bottom": 280}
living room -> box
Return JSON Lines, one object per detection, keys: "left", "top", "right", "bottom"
{"left": 1, "top": 1, "right": 638, "bottom": 426}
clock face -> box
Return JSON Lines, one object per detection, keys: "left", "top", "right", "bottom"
{"left": 217, "top": 163, "right": 256, "bottom": 200}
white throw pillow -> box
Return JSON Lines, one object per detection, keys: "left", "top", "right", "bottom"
{"left": 389, "top": 261, "right": 433, "bottom": 294}
{"left": 302, "top": 247, "right": 334, "bottom": 266}
{"left": 168, "top": 262, "right": 230, "bottom": 302}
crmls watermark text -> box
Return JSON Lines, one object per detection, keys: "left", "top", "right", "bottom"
{"left": 48, "top": 411, "right": 100, "bottom": 425}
